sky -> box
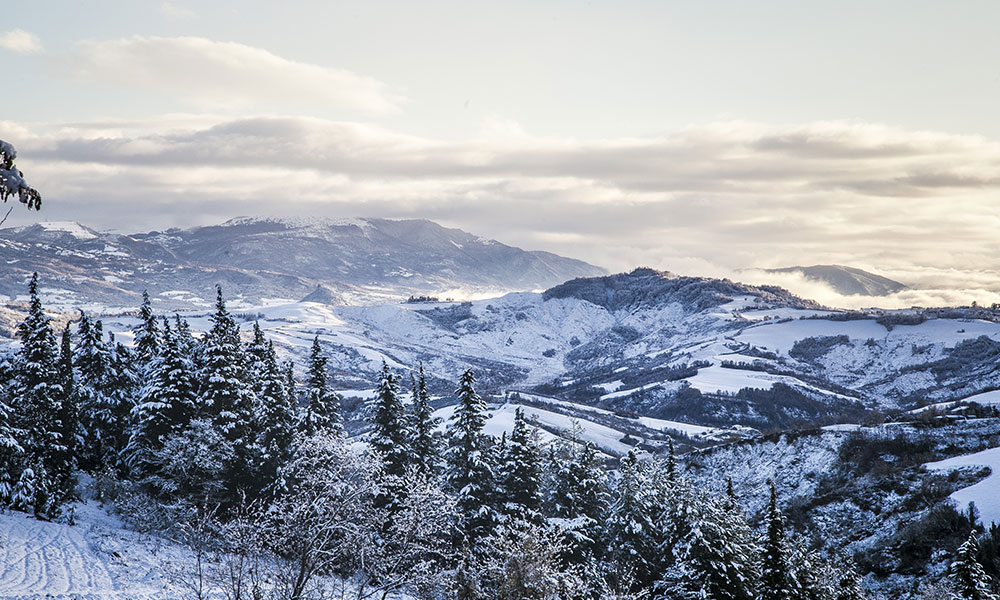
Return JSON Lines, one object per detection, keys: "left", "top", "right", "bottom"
{"left": 2, "top": 0, "right": 1000, "bottom": 308}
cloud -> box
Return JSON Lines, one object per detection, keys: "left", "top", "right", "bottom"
{"left": 0, "top": 29, "right": 43, "bottom": 54}
{"left": 159, "top": 2, "right": 196, "bottom": 18}
{"left": 63, "top": 36, "right": 403, "bottom": 114}
{"left": 4, "top": 115, "right": 1000, "bottom": 308}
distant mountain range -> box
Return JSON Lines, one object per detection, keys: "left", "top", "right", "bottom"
{"left": 765, "top": 264, "right": 908, "bottom": 296}
{"left": 0, "top": 217, "right": 606, "bottom": 310}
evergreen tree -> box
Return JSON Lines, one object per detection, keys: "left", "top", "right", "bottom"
{"left": 605, "top": 450, "right": 659, "bottom": 590}
{"left": 298, "top": 336, "right": 342, "bottom": 436}
{"left": 133, "top": 290, "right": 159, "bottom": 363}
{"left": 445, "top": 368, "right": 496, "bottom": 546}
{"left": 0, "top": 355, "right": 23, "bottom": 505}
{"left": 256, "top": 340, "right": 296, "bottom": 487}
{"left": 762, "top": 481, "right": 791, "bottom": 600}
{"left": 198, "top": 286, "right": 256, "bottom": 443}
{"left": 12, "top": 274, "right": 68, "bottom": 502}
{"left": 198, "top": 286, "right": 259, "bottom": 503}
{"left": 75, "top": 315, "right": 126, "bottom": 471}
{"left": 52, "top": 324, "right": 79, "bottom": 499}
{"left": 951, "top": 532, "right": 999, "bottom": 600}
{"left": 658, "top": 483, "right": 760, "bottom": 600}
{"left": 500, "top": 406, "right": 542, "bottom": 522}
{"left": 833, "top": 554, "right": 867, "bottom": 600}
{"left": 126, "top": 317, "right": 198, "bottom": 473}
{"left": 369, "top": 361, "right": 409, "bottom": 477}
{"left": 408, "top": 364, "right": 440, "bottom": 475}
{"left": 547, "top": 436, "right": 609, "bottom": 565}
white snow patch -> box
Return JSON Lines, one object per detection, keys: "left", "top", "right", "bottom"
{"left": 925, "top": 447, "right": 1000, "bottom": 527}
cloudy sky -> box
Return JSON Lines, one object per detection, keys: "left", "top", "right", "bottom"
{"left": 2, "top": 0, "right": 1000, "bottom": 307}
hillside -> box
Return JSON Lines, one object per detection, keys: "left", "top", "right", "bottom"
{"left": 0, "top": 218, "right": 606, "bottom": 310}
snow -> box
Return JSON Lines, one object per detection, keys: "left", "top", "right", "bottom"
{"left": 516, "top": 393, "right": 712, "bottom": 436}
{"left": 925, "top": 447, "right": 1000, "bottom": 527}
{"left": 683, "top": 365, "right": 854, "bottom": 398}
{"left": 909, "top": 390, "right": 1000, "bottom": 414}
{"left": 736, "top": 318, "right": 888, "bottom": 356}
{"left": 433, "top": 402, "right": 637, "bottom": 455}
{"left": 37, "top": 221, "right": 97, "bottom": 240}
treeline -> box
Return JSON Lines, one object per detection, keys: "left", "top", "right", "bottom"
{"left": 0, "top": 275, "right": 992, "bottom": 600}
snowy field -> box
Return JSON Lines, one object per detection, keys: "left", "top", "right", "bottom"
{"left": 925, "top": 447, "right": 1000, "bottom": 527}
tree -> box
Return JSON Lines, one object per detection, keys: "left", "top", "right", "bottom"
{"left": 133, "top": 290, "right": 160, "bottom": 363}
{"left": 368, "top": 361, "right": 409, "bottom": 478}
{"left": 0, "top": 140, "right": 41, "bottom": 210}
{"left": 499, "top": 406, "right": 543, "bottom": 522}
{"left": 126, "top": 317, "right": 198, "bottom": 474}
{"left": 445, "top": 368, "right": 497, "bottom": 546}
{"left": 199, "top": 286, "right": 256, "bottom": 444}
{"left": 543, "top": 432, "right": 609, "bottom": 565}
{"left": 266, "top": 432, "right": 382, "bottom": 600}
{"left": 75, "top": 314, "right": 123, "bottom": 471}
{"left": 408, "top": 364, "right": 440, "bottom": 475}
{"left": 606, "top": 450, "right": 659, "bottom": 590}
{"left": 12, "top": 274, "right": 67, "bottom": 507}
{"left": 255, "top": 340, "right": 296, "bottom": 488}
{"left": 658, "top": 483, "right": 760, "bottom": 600}
{"left": 762, "top": 481, "right": 791, "bottom": 600}
{"left": 298, "top": 336, "right": 341, "bottom": 436}
{"left": 951, "top": 532, "right": 999, "bottom": 600}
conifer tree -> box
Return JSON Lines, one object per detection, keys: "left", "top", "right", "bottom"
{"left": 659, "top": 484, "right": 760, "bottom": 600}
{"left": 256, "top": 340, "right": 296, "bottom": 485}
{"left": 133, "top": 290, "right": 159, "bottom": 363}
{"left": 408, "top": 364, "right": 440, "bottom": 475}
{"left": 199, "top": 286, "right": 256, "bottom": 443}
{"left": 369, "top": 360, "right": 409, "bottom": 475}
{"left": 126, "top": 317, "right": 197, "bottom": 473}
{"left": 75, "top": 315, "right": 125, "bottom": 471}
{"left": 298, "top": 336, "right": 342, "bottom": 436}
{"left": 762, "top": 481, "right": 791, "bottom": 600}
{"left": 445, "top": 368, "right": 496, "bottom": 546}
{"left": 500, "top": 406, "right": 542, "bottom": 522}
{"left": 198, "top": 286, "right": 259, "bottom": 503}
{"left": 606, "top": 450, "right": 659, "bottom": 590}
{"left": 0, "top": 356, "right": 23, "bottom": 505}
{"left": 52, "top": 324, "right": 79, "bottom": 499}
{"left": 13, "top": 274, "right": 68, "bottom": 499}
{"left": 951, "top": 532, "right": 999, "bottom": 600}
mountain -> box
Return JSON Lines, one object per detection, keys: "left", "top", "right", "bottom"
{"left": 765, "top": 264, "right": 908, "bottom": 296}
{"left": 78, "top": 268, "right": 1000, "bottom": 435}
{"left": 0, "top": 218, "right": 606, "bottom": 309}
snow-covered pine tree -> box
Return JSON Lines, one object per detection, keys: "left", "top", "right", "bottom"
{"left": 832, "top": 554, "right": 867, "bottom": 600}
{"left": 126, "top": 317, "right": 198, "bottom": 474}
{"left": 9, "top": 464, "right": 36, "bottom": 512}
{"left": 52, "top": 324, "right": 80, "bottom": 500}
{"left": 658, "top": 483, "right": 760, "bottom": 600}
{"left": 408, "top": 364, "right": 440, "bottom": 475}
{"left": 445, "top": 368, "right": 497, "bottom": 547}
{"left": 500, "top": 406, "right": 543, "bottom": 523}
{"left": 369, "top": 361, "right": 410, "bottom": 477}
{"left": 256, "top": 339, "right": 296, "bottom": 487}
{"left": 13, "top": 274, "right": 68, "bottom": 500}
{"left": 605, "top": 450, "right": 660, "bottom": 591}
{"left": 75, "top": 315, "right": 126, "bottom": 472}
{"left": 0, "top": 354, "right": 23, "bottom": 505}
{"left": 133, "top": 290, "right": 159, "bottom": 364}
{"left": 950, "top": 531, "right": 999, "bottom": 600}
{"left": 298, "top": 336, "right": 342, "bottom": 436}
{"left": 198, "top": 286, "right": 259, "bottom": 503}
{"left": 199, "top": 286, "right": 256, "bottom": 444}
{"left": 762, "top": 481, "right": 792, "bottom": 600}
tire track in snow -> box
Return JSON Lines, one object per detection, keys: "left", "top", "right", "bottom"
{"left": 0, "top": 511, "right": 116, "bottom": 597}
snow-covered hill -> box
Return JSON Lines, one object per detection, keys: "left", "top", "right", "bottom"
{"left": 0, "top": 217, "right": 605, "bottom": 311}
{"left": 66, "top": 268, "right": 1000, "bottom": 435}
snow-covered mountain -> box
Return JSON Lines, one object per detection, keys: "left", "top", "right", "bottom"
{"left": 0, "top": 217, "right": 606, "bottom": 310}
{"left": 79, "top": 268, "right": 1000, "bottom": 435}
{"left": 766, "top": 264, "right": 908, "bottom": 296}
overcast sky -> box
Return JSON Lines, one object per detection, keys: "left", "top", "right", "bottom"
{"left": 2, "top": 0, "right": 1000, "bottom": 307}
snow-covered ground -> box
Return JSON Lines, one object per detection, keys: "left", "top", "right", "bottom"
{"left": 925, "top": 447, "right": 1000, "bottom": 527}
{"left": 0, "top": 499, "right": 193, "bottom": 599}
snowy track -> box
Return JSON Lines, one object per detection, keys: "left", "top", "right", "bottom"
{"left": 0, "top": 510, "right": 117, "bottom": 598}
